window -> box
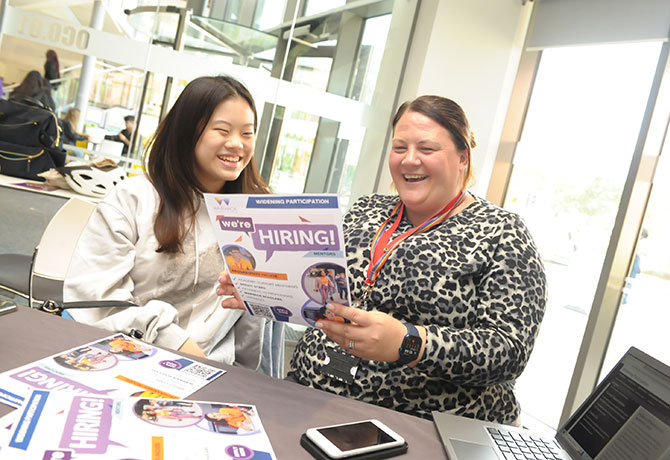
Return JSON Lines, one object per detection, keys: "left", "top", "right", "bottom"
{"left": 505, "top": 42, "right": 662, "bottom": 429}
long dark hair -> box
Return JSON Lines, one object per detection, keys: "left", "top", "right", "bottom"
{"left": 392, "top": 95, "right": 476, "bottom": 190}
{"left": 146, "top": 75, "right": 270, "bottom": 253}
{"left": 45, "top": 50, "right": 60, "bottom": 74}
{"left": 11, "top": 70, "right": 45, "bottom": 98}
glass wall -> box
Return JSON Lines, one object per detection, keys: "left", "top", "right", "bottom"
{"left": 267, "top": 56, "right": 332, "bottom": 193}
{"left": 0, "top": 0, "right": 415, "bottom": 199}
{"left": 602, "top": 122, "right": 670, "bottom": 377}
{"left": 503, "top": 42, "right": 662, "bottom": 429}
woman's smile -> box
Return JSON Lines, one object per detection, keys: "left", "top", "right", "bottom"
{"left": 402, "top": 174, "right": 427, "bottom": 182}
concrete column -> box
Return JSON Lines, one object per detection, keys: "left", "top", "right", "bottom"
{"left": 74, "top": 0, "right": 104, "bottom": 131}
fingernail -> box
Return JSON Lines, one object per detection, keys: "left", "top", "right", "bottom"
{"left": 315, "top": 322, "right": 323, "bottom": 328}
{"left": 325, "top": 303, "right": 332, "bottom": 310}
{"left": 216, "top": 288, "right": 223, "bottom": 296}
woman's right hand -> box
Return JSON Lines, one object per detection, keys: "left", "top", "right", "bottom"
{"left": 217, "top": 271, "right": 245, "bottom": 310}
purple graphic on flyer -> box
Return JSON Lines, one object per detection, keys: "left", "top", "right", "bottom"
{"left": 59, "top": 396, "right": 114, "bottom": 454}
{"left": 252, "top": 224, "right": 340, "bottom": 261}
{"left": 217, "top": 216, "right": 255, "bottom": 234}
{"left": 225, "top": 444, "right": 255, "bottom": 459}
{"left": 11, "top": 367, "right": 115, "bottom": 396}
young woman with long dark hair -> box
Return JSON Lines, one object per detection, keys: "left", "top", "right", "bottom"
{"left": 64, "top": 76, "right": 274, "bottom": 370}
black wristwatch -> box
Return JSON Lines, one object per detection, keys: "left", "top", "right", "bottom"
{"left": 396, "top": 323, "right": 422, "bottom": 365}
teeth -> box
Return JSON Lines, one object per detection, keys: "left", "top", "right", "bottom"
{"left": 219, "top": 156, "right": 240, "bottom": 162}
{"left": 404, "top": 174, "right": 426, "bottom": 181}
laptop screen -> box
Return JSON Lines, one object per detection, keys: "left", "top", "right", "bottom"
{"left": 556, "top": 347, "right": 670, "bottom": 460}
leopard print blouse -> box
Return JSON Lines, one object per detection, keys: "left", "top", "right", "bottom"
{"left": 288, "top": 194, "right": 547, "bottom": 424}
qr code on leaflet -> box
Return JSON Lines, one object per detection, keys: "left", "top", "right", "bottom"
{"left": 246, "top": 302, "right": 275, "bottom": 320}
{"left": 182, "top": 362, "right": 220, "bottom": 379}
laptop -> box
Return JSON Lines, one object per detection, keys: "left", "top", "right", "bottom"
{"left": 433, "top": 347, "right": 670, "bottom": 460}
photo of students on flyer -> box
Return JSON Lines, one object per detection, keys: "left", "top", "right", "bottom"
{"left": 222, "top": 245, "right": 256, "bottom": 271}
{"left": 201, "top": 403, "right": 258, "bottom": 434}
{"left": 134, "top": 399, "right": 204, "bottom": 427}
{"left": 303, "top": 263, "right": 349, "bottom": 306}
{"left": 52, "top": 346, "right": 116, "bottom": 371}
{"left": 96, "top": 334, "right": 153, "bottom": 360}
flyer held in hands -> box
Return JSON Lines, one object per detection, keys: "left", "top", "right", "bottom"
{"left": 204, "top": 194, "right": 352, "bottom": 327}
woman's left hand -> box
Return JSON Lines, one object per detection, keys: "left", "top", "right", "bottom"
{"left": 316, "top": 302, "right": 424, "bottom": 364}
{"left": 216, "top": 271, "right": 245, "bottom": 310}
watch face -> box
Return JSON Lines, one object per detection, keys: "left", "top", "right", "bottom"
{"left": 400, "top": 335, "right": 422, "bottom": 358}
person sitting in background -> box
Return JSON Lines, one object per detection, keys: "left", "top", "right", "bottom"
{"left": 116, "top": 115, "right": 135, "bottom": 156}
{"left": 219, "top": 95, "right": 547, "bottom": 425}
{"left": 61, "top": 108, "right": 90, "bottom": 148}
{"left": 9, "top": 70, "right": 56, "bottom": 111}
{"left": 63, "top": 75, "right": 280, "bottom": 374}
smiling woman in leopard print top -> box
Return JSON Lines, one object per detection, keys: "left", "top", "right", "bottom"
{"left": 219, "top": 95, "right": 547, "bottom": 424}
{"left": 288, "top": 193, "right": 546, "bottom": 424}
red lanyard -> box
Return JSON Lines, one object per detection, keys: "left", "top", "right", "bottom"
{"left": 364, "top": 192, "right": 465, "bottom": 288}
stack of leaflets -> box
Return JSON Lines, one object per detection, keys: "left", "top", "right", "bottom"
{"left": 0, "top": 334, "right": 224, "bottom": 408}
{"left": 0, "top": 391, "right": 276, "bottom": 459}
{"left": 0, "top": 335, "right": 277, "bottom": 459}
{"left": 204, "top": 193, "right": 352, "bottom": 327}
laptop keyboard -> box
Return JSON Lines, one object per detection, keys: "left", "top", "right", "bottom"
{"left": 486, "top": 427, "right": 564, "bottom": 460}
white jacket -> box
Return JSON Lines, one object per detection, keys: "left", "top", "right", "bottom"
{"left": 63, "top": 175, "right": 265, "bottom": 369}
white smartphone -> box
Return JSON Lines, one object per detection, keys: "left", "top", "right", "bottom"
{"left": 305, "top": 419, "right": 405, "bottom": 459}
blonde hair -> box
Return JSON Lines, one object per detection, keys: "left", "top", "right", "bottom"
{"left": 63, "top": 108, "right": 81, "bottom": 125}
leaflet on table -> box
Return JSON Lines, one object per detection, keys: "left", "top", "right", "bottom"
{"left": 0, "top": 334, "right": 224, "bottom": 409}
{"left": 2, "top": 390, "right": 276, "bottom": 459}
{"left": 0, "top": 410, "right": 18, "bottom": 456}
{"left": 204, "top": 194, "right": 352, "bottom": 327}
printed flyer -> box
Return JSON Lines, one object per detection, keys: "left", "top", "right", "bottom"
{"left": 12, "top": 182, "right": 59, "bottom": 192}
{"left": 2, "top": 390, "right": 276, "bottom": 459}
{"left": 0, "top": 334, "right": 224, "bottom": 409}
{"left": 0, "top": 410, "right": 18, "bottom": 456}
{"left": 204, "top": 194, "right": 351, "bottom": 327}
